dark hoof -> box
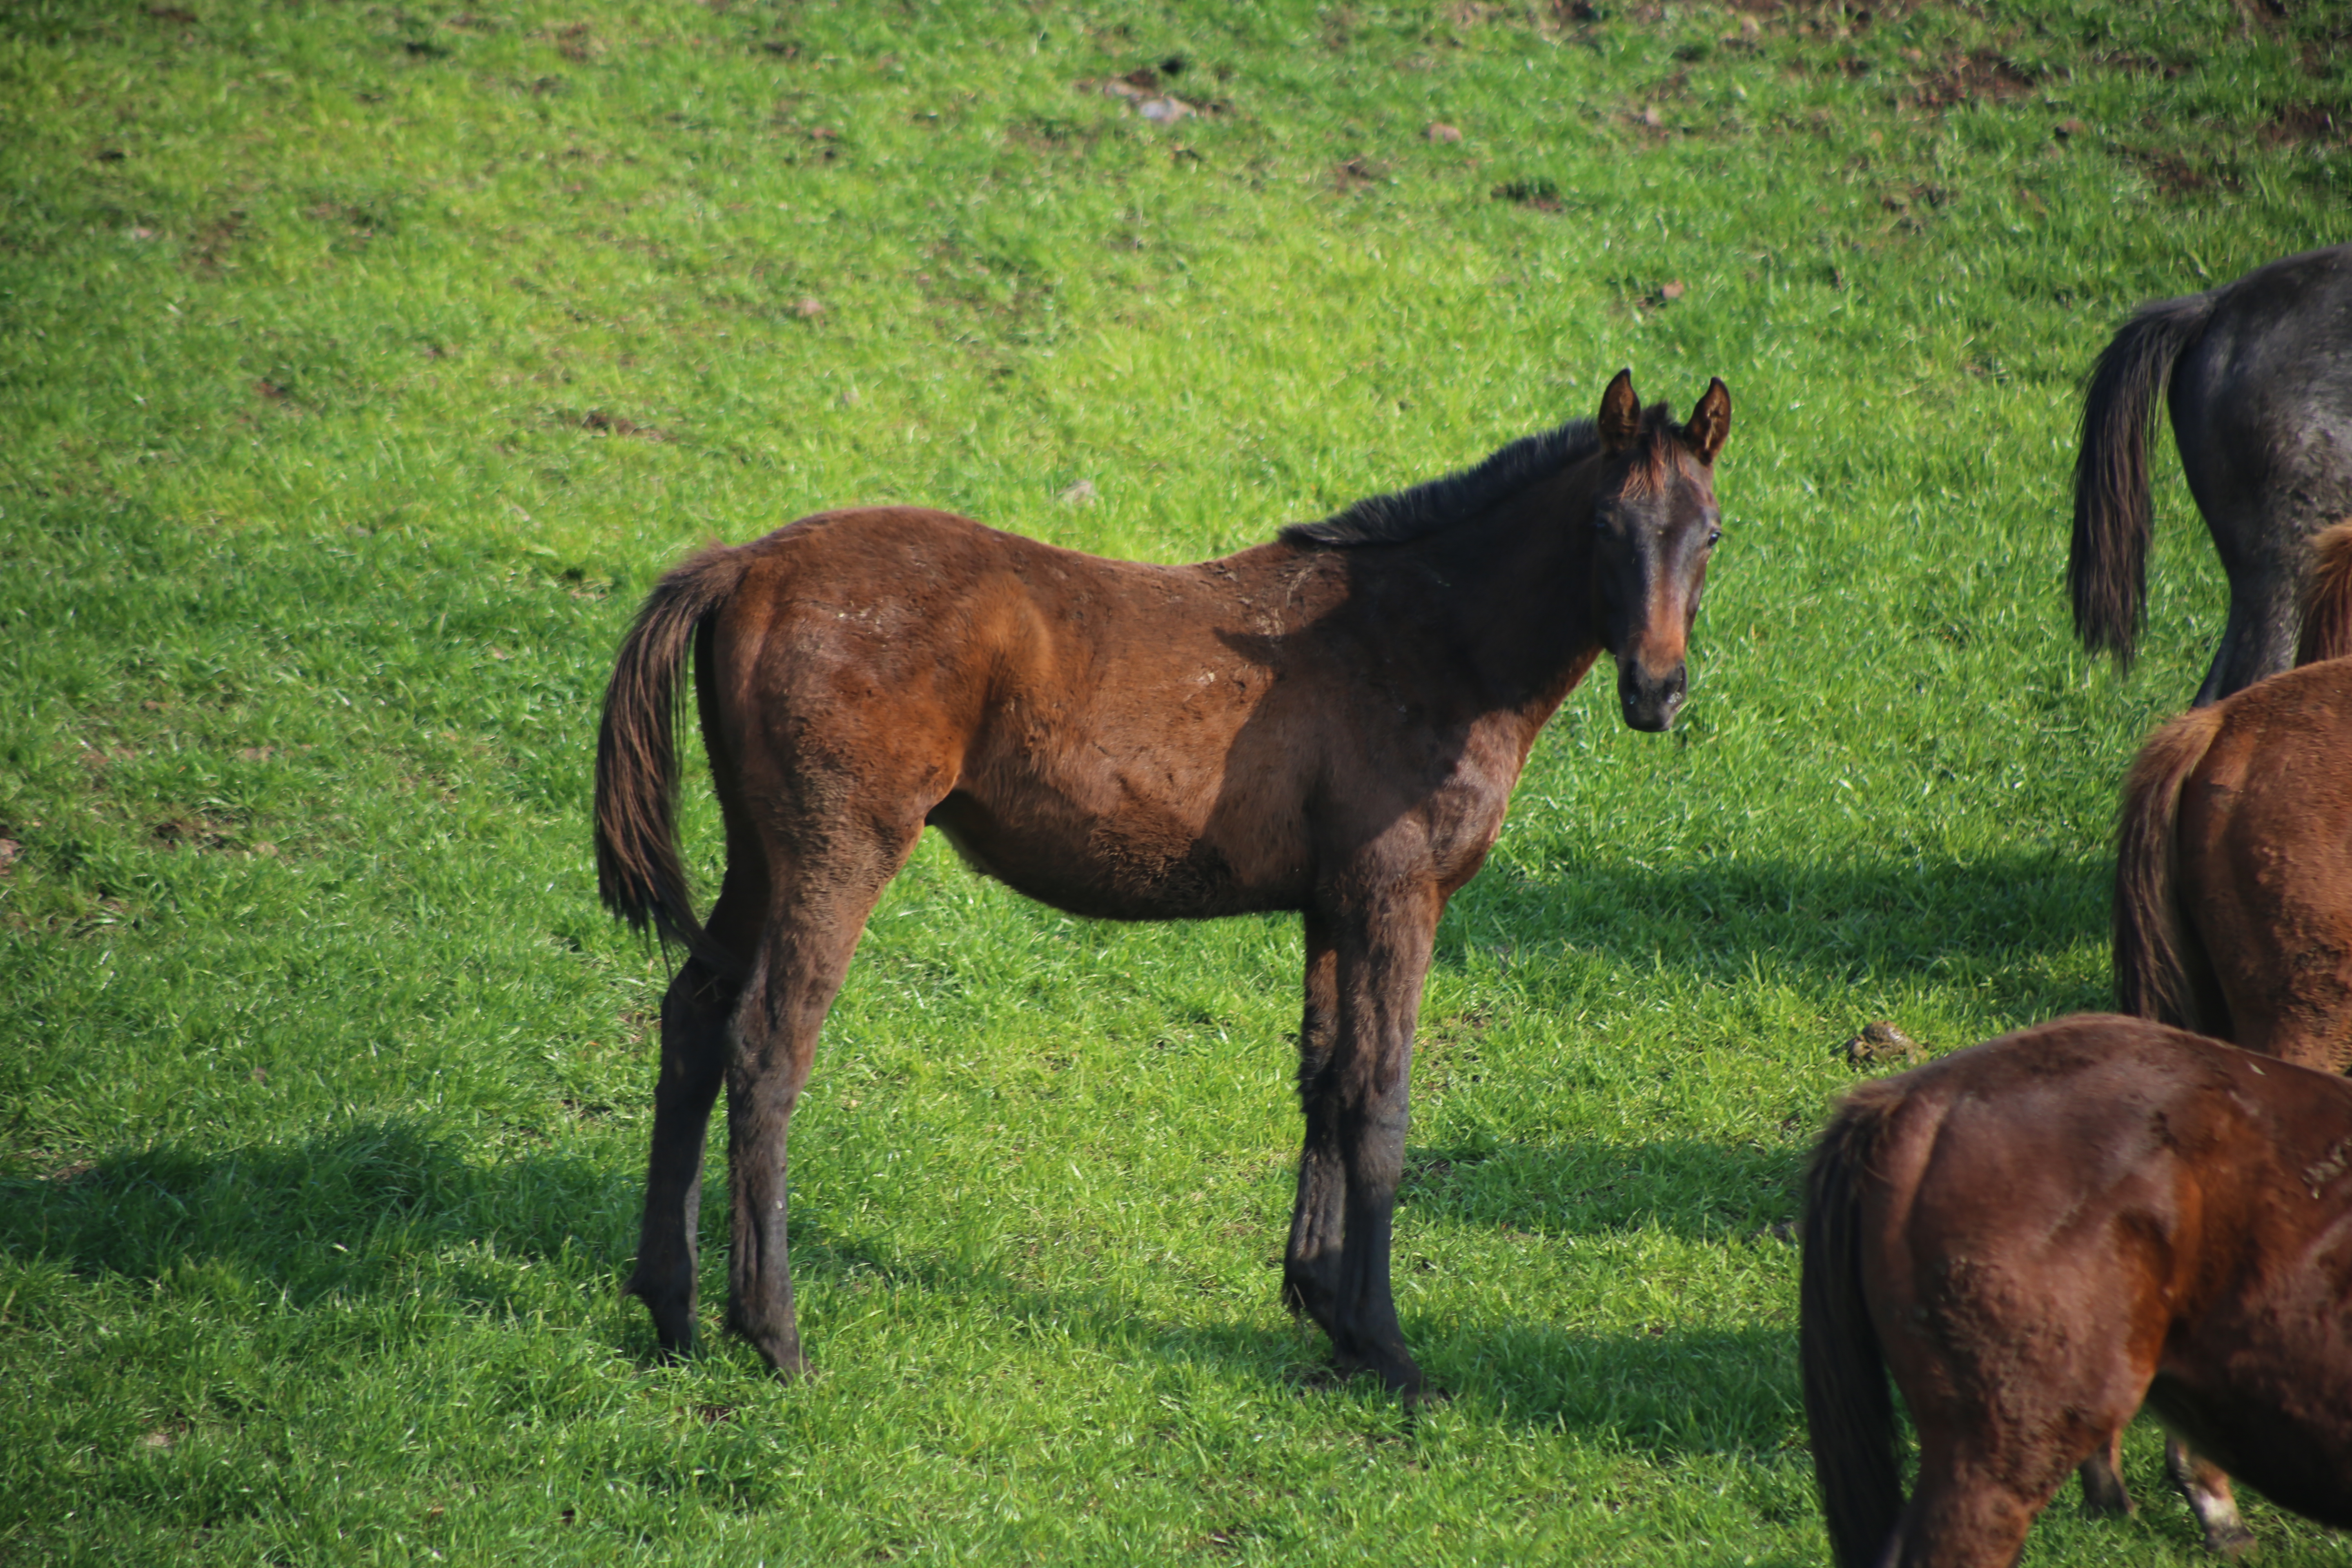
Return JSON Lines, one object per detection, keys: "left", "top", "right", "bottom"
{"left": 1327, "top": 1345, "right": 1434, "bottom": 1404}
{"left": 726, "top": 1313, "right": 808, "bottom": 1379}
{"left": 1280, "top": 1274, "right": 1337, "bottom": 1326}
{"left": 622, "top": 1274, "right": 699, "bottom": 1357}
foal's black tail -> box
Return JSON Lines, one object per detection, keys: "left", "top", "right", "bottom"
{"left": 2071, "top": 288, "right": 2219, "bottom": 670}
{"left": 594, "top": 543, "right": 751, "bottom": 973}
{"left": 1802, "top": 1094, "right": 1906, "bottom": 1568}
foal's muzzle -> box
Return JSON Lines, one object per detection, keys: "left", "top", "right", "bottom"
{"left": 1618, "top": 659, "right": 1688, "bottom": 733}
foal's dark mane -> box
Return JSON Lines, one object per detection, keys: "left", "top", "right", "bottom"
{"left": 1282, "top": 401, "right": 1673, "bottom": 549}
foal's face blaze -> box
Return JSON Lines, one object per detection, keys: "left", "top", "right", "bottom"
{"left": 1588, "top": 372, "right": 1732, "bottom": 733}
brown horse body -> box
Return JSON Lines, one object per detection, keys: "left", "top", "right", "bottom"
{"left": 595, "top": 371, "right": 1731, "bottom": 1396}
{"left": 2074, "top": 519, "right": 2352, "bottom": 1546}
{"left": 1804, "top": 1016, "right": 2352, "bottom": 1568}
{"left": 2116, "top": 519, "right": 2352, "bottom": 1073}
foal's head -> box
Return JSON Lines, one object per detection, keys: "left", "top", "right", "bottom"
{"left": 1588, "top": 370, "right": 1731, "bottom": 732}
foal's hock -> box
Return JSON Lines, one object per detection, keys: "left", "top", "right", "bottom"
{"left": 594, "top": 370, "right": 1732, "bottom": 1395}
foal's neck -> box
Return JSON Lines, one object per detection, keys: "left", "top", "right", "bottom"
{"left": 1410, "top": 456, "right": 1608, "bottom": 720}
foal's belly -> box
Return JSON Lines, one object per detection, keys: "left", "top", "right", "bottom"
{"left": 925, "top": 787, "right": 1309, "bottom": 922}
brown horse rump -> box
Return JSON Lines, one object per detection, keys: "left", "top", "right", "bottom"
{"left": 1804, "top": 1016, "right": 2352, "bottom": 1568}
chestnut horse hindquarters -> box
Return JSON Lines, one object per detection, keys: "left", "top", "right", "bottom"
{"left": 1801, "top": 1018, "right": 2352, "bottom": 1568}
{"left": 2086, "top": 523, "right": 2352, "bottom": 1538}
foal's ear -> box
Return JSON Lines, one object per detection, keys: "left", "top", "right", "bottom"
{"left": 1683, "top": 377, "right": 1731, "bottom": 466}
{"left": 1597, "top": 368, "right": 1641, "bottom": 454}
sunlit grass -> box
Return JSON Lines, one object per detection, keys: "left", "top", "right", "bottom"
{"left": 5, "top": 0, "right": 2349, "bottom": 1561}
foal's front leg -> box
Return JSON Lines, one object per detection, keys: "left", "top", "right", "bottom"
{"left": 1283, "top": 914, "right": 1345, "bottom": 1327}
{"left": 1284, "top": 892, "right": 1439, "bottom": 1400}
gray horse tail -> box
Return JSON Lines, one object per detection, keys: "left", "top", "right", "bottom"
{"left": 2071, "top": 290, "right": 2221, "bottom": 670}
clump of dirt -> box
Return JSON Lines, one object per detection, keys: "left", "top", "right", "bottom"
{"left": 1843, "top": 1020, "right": 1922, "bottom": 1067}
{"left": 152, "top": 816, "right": 239, "bottom": 853}
{"left": 558, "top": 409, "right": 675, "bottom": 441}
{"left": 2116, "top": 145, "right": 2238, "bottom": 198}
{"left": 1492, "top": 176, "right": 1564, "bottom": 211}
{"left": 1909, "top": 53, "right": 2040, "bottom": 111}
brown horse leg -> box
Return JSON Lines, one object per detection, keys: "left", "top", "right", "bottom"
{"left": 1290, "top": 892, "right": 1438, "bottom": 1401}
{"left": 2078, "top": 1433, "right": 2137, "bottom": 1518}
{"left": 1282, "top": 913, "right": 1347, "bottom": 1332}
{"left": 625, "top": 958, "right": 735, "bottom": 1354}
{"left": 624, "top": 880, "right": 763, "bottom": 1356}
{"left": 723, "top": 836, "right": 914, "bottom": 1376}
{"left": 2166, "top": 1437, "right": 2254, "bottom": 1559}
{"left": 1893, "top": 1459, "right": 2044, "bottom": 1568}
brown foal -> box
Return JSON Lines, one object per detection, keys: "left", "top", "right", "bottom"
{"left": 1805, "top": 1016, "right": 2352, "bottom": 1568}
{"left": 594, "top": 370, "right": 1733, "bottom": 1397}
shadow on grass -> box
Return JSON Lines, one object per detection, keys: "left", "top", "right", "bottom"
{"left": 1439, "top": 846, "right": 2110, "bottom": 1000}
{"left": 4, "top": 1119, "right": 1809, "bottom": 1455}
{"left": 786, "top": 1220, "right": 1809, "bottom": 1452}
{"left": 0, "top": 1120, "right": 639, "bottom": 1306}
{"left": 1397, "top": 1134, "right": 1807, "bottom": 1240}
{"left": 1436, "top": 1319, "right": 1803, "bottom": 1455}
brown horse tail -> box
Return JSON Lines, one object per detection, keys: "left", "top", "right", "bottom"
{"left": 1800, "top": 1089, "right": 1905, "bottom": 1568}
{"left": 2114, "top": 704, "right": 2227, "bottom": 1030}
{"left": 595, "top": 543, "right": 749, "bottom": 971}
{"left": 2295, "top": 519, "right": 2352, "bottom": 665}
{"left": 2070, "top": 290, "right": 2216, "bottom": 670}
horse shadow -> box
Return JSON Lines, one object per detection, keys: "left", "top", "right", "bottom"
{"left": 0, "top": 1120, "right": 640, "bottom": 1312}
{"left": 1396, "top": 1133, "right": 1805, "bottom": 1241}
{"left": 1435, "top": 844, "right": 2112, "bottom": 1013}
{"left": 8, "top": 1118, "right": 1813, "bottom": 1458}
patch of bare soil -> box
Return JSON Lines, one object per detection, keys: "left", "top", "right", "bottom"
{"left": 2262, "top": 101, "right": 2348, "bottom": 148}
{"left": 1908, "top": 51, "right": 2040, "bottom": 110}
{"left": 555, "top": 409, "right": 675, "bottom": 441}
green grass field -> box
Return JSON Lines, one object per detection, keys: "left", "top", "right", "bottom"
{"left": 5, "top": 0, "right": 2349, "bottom": 1560}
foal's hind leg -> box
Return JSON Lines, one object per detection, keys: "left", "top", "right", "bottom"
{"left": 723, "top": 829, "right": 918, "bottom": 1375}
{"left": 2193, "top": 497, "right": 2309, "bottom": 704}
{"left": 625, "top": 879, "right": 764, "bottom": 1355}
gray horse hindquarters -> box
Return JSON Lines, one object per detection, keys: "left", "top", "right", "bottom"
{"left": 2070, "top": 244, "right": 2352, "bottom": 705}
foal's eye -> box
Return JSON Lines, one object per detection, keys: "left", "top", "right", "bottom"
{"left": 1706, "top": 526, "right": 1723, "bottom": 548}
